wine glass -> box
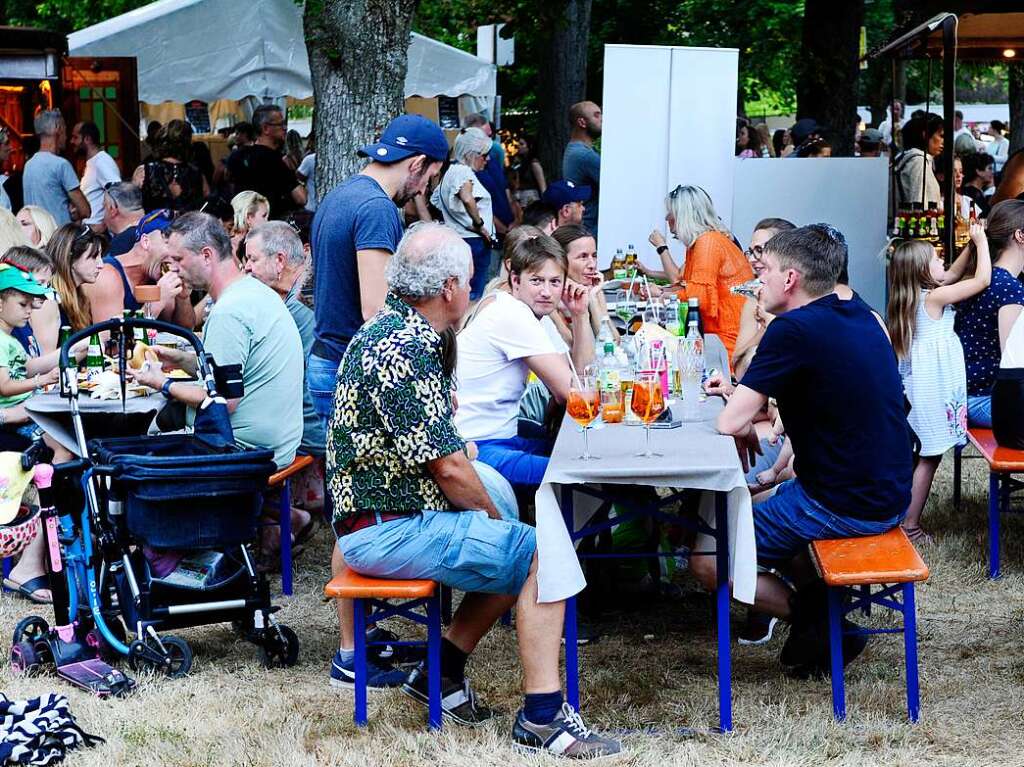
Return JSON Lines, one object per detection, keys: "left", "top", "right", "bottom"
{"left": 567, "top": 371, "right": 602, "bottom": 460}
{"left": 631, "top": 369, "right": 665, "bottom": 457}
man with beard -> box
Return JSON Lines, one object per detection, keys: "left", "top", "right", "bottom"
{"left": 562, "top": 101, "right": 602, "bottom": 237}
{"left": 70, "top": 121, "right": 121, "bottom": 233}
{"left": 225, "top": 104, "right": 306, "bottom": 216}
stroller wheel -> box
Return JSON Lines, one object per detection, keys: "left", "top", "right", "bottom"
{"left": 12, "top": 616, "right": 49, "bottom": 647}
{"left": 258, "top": 624, "right": 299, "bottom": 669}
{"left": 10, "top": 641, "right": 41, "bottom": 675}
{"left": 128, "top": 635, "right": 193, "bottom": 679}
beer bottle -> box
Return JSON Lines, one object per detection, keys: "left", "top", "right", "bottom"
{"left": 122, "top": 310, "right": 136, "bottom": 359}
{"left": 86, "top": 333, "right": 104, "bottom": 376}
{"left": 688, "top": 297, "right": 703, "bottom": 337}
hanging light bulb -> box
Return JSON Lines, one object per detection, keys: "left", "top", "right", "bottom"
{"left": 1003, "top": 48, "right": 1016, "bottom": 58}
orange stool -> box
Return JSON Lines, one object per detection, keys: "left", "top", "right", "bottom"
{"left": 324, "top": 569, "right": 442, "bottom": 728}
{"left": 810, "top": 527, "right": 929, "bottom": 721}
{"left": 268, "top": 454, "right": 314, "bottom": 595}
{"left": 953, "top": 428, "right": 1024, "bottom": 577}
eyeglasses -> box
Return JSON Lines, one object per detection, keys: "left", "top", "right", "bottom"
{"left": 744, "top": 244, "right": 766, "bottom": 260}
{"left": 265, "top": 121, "right": 287, "bottom": 129}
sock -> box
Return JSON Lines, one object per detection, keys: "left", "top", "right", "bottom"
{"left": 337, "top": 648, "right": 354, "bottom": 664}
{"left": 523, "top": 691, "right": 564, "bottom": 725}
{"left": 439, "top": 638, "right": 469, "bottom": 683}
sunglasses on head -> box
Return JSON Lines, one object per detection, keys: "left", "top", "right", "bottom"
{"left": 73, "top": 223, "right": 92, "bottom": 242}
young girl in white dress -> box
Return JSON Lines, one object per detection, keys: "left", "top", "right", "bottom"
{"left": 887, "top": 224, "right": 991, "bottom": 541}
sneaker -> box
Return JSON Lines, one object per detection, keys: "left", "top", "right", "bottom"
{"left": 367, "top": 627, "right": 425, "bottom": 667}
{"left": 401, "top": 663, "right": 496, "bottom": 726}
{"left": 513, "top": 702, "right": 622, "bottom": 759}
{"left": 329, "top": 649, "right": 407, "bottom": 690}
{"left": 737, "top": 611, "right": 779, "bottom": 646}
{"left": 780, "top": 619, "right": 869, "bottom": 679}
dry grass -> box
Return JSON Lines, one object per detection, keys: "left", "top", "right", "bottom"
{"left": 3, "top": 454, "right": 1024, "bottom": 767}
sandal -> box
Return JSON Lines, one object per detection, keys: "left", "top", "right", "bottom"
{"left": 902, "top": 525, "right": 933, "bottom": 545}
{"left": 3, "top": 575, "right": 53, "bottom": 605}
{"left": 292, "top": 510, "right": 319, "bottom": 548}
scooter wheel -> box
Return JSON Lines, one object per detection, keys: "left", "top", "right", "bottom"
{"left": 258, "top": 625, "right": 299, "bottom": 669}
{"left": 12, "top": 616, "right": 49, "bottom": 647}
{"left": 128, "top": 636, "right": 193, "bottom": 679}
{"left": 10, "top": 641, "right": 41, "bottom": 675}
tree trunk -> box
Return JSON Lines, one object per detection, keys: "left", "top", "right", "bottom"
{"left": 303, "top": 0, "right": 420, "bottom": 197}
{"left": 795, "top": 0, "right": 865, "bottom": 157}
{"left": 536, "top": 0, "right": 593, "bottom": 179}
{"left": 1010, "top": 62, "right": 1024, "bottom": 156}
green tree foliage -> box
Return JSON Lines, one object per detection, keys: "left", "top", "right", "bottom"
{"left": 0, "top": 0, "right": 150, "bottom": 34}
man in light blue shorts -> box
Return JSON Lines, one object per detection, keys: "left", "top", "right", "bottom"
{"left": 327, "top": 223, "right": 619, "bottom": 759}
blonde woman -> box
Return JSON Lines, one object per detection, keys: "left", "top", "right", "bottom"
{"left": 15, "top": 206, "right": 57, "bottom": 247}
{"left": 231, "top": 190, "right": 269, "bottom": 257}
{"left": 646, "top": 185, "right": 754, "bottom": 360}
{"left": 0, "top": 208, "right": 29, "bottom": 252}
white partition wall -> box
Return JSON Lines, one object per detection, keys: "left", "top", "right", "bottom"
{"left": 598, "top": 45, "right": 738, "bottom": 269}
{"left": 731, "top": 157, "right": 890, "bottom": 312}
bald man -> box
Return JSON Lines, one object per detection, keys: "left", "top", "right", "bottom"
{"left": 562, "top": 101, "right": 602, "bottom": 237}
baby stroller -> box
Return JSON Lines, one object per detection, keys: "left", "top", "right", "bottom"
{"left": 10, "top": 316, "right": 299, "bottom": 689}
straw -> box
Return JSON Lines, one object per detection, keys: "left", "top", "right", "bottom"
{"left": 566, "top": 351, "right": 583, "bottom": 389}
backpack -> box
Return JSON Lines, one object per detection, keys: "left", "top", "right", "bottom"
{"left": 0, "top": 694, "right": 104, "bottom": 765}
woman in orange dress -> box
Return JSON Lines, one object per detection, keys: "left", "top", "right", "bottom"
{"left": 647, "top": 185, "right": 754, "bottom": 361}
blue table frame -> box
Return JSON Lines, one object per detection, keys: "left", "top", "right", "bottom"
{"left": 558, "top": 483, "right": 733, "bottom": 732}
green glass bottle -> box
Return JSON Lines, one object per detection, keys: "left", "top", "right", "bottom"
{"left": 86, "top": 333, "right": 104, "bottom": 376}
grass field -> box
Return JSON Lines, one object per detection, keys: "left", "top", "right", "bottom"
{"left": 2, "top": 453, "right": 1024, "bottom": 767}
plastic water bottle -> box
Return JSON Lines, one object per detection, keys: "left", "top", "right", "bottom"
{"left": 679, "top": 320, "right": 705, "bottom": 421}
{"left": 598, "top": 342, "right": 625, "bottom": 423}
{"left": 665, "top": 295, "right": 681, "bottom": 336}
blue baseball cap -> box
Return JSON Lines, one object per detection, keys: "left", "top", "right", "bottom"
{"left": 135, "top": 208, "right": 173, "bottom": 242}
{"left": 542, "top": 179, "right": 591, "bottom": 209}
{"left": 358, "top": 114, "right": 450, "bottom": 164}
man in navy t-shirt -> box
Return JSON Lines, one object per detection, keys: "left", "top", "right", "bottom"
{"left": 696, "top": 225, "right": 913, "bottom": 675}
{"left": 308, "top": 114, "right": 449, "bottom": 424}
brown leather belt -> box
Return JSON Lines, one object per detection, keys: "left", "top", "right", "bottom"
{"left": 334, "top": 511, "right": 409, "bottom": 537}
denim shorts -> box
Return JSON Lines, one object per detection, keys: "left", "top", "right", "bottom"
{"left": 754, "top": 478, "right": 904, "bottom": 563}
{"left": 307, "top": 353, "right": 341, "bottom": 426}
{"left": 338, "top": 510, "right": 536, "bottom": 595}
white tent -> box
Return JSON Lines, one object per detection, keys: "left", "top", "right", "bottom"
{"left": 68, "top": 0, "right": 497, "bottom": 104}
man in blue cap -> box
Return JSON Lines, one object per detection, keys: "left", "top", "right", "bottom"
{"left": 84, "top": 209, "right": 194, "bottom": 328}
{"left": 541, "top": 179, "right": 591, "bottom": 230}
{"left": 308, "top": 113, "right": 449, "bottom": 691}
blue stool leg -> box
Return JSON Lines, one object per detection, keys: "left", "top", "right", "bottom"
{"left": 427, "top": 592, "right": 443, "bottom": 730}
{"left": 989, "top": 472, "right": 1001, "bottom": 579}
{"left": 2, "top": 556, "right": 11, "bottom": 587}
{"left": 564, "top": 595, "right": 579, "bottom": 709}
{"left": 953, "top": 444, "right": 963, "bottom": 513}
{"left": 280, "top": 480, "right": 293, "bottom": 596}
{"left": 714, "top": 491, "right": 732, "bottom": 733}
{"left": 827, "top": 587, "right": 846, "bottom": 721}
{"left": 353, "top": 597, "right": 368, "bottom": 726}
{"left": 500, "top": 609, "right": 512, "bottom": 627}
{"left": 902, "top": 583, "right": 920, "bottom": 722}
{"left": 860, "top": 584, "right": 871, "bottom": 617}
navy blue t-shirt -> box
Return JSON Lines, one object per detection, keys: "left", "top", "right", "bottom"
{"left": 740, "top": 293, "right": 913, "bottom": 521}
{"left": 954, "top": 266, "right": 1024, "bottom": 395}
{"left": 311, "top": 175, "right": 403, "bottom": 361}
{"left": 476, "top": 149, "right": 514, "bottom": 227}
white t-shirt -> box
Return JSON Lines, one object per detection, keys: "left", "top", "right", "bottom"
{"left": 456, "top": 291, "right": 559, "bottom": 440}
{"left": 297, "top": 153, "right": 316, "bottom": 211}
{"left": 540, "top": 314, "right": 569, "bottom": 354}
{"left": 431, "top": 162, "right": 492, "bottom": 239}
{"left": 1001, "top": 310, "right": 1024, "bottom": 369}
{"left": 81, "top": 150, "right": 121, "bottom": 225}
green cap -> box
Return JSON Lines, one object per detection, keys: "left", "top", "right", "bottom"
{"left": 0, "top": 265, "right": 50, "bottom": 297}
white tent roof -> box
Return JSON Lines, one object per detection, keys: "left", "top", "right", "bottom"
{"left": 68, "top": 0, "right": 496, "bottom": 103}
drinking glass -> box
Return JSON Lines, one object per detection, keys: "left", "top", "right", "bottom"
{"left": 631, "top": 370, "right": 665, "bottom": 457}
{"left": 567, "top": 372, "right": 602, "bottom": 460}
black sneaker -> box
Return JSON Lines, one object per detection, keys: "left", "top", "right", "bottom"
{"left": 780, "top": 618, "right": 869, "bottom": 679}
{"left": 367, "top": 627, "right": 425, "bottom": 667}
{"left": 737, "top": 611, "right": 779, "bottom": 646}
{"left": 513, "top": 702, "right": 622, "bottom": 759}
{"left": 401, "top": 663, "right": 496, "bottom": 726}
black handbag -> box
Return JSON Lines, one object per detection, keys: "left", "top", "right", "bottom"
{"left": 993, "top": 367, "right": 1024, "bottom": 449}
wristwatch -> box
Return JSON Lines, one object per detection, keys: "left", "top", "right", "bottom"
{"left": 161, "top": 379, "right": 175, "bottom": 399}
{"left": 656, "top": 245, "right": 669, "bottom": 255}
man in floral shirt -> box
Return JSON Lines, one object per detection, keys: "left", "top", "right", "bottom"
{"left": 328, "top": 223, "right": 620, "bottom": 758}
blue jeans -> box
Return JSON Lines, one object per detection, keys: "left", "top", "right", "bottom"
{"left": 753, "top": 478, "right": 904, "bottom": 563}
{"left": 466, "top": 237, "right": 490, "bottom": 300}
{"left": 968, "top": 394, "right": 992, "bottom": 428}
{"left": 307, "top": 352, "right": 342, "bottom": 427}
{"left": 476, "top": 435, "right": 552, "bottom": 489}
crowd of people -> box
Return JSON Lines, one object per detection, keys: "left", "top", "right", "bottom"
{"left": 1, "top": 93, "right": 1023, "bottom": 759}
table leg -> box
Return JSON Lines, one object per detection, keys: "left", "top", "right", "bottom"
{"left": 714, "top": 491, "right": 732, "bottom": 733}
{"left": 353, "top": 597, "right": 367, "bottom": 726}
{"left": 561, "top": 485, "right": 580, "bottom": 709}
{"left": 953, "top": 444, "right": 962, "bottom": 513}
{"left": 989, "top": 472, "right": 1001, "bottom": 579}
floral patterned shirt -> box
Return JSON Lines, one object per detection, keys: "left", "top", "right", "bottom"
{"left": 327, "top": 292, "right": 463, "bottom": 522}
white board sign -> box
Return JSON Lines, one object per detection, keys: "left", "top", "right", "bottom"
{"left": 731, "top": 157, "right": 890, "bottom": 312}
{"left": 598, "top": 44, "right": 739, "bottom": 270}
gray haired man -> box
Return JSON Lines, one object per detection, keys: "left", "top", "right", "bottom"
{"left": 102, "top": 182, "right": 146, "bottom": 256}
{"left": 23, "top": 110, "right": 90, "bottom": 225}
{"left": 327, "top": 222, "right": 620, "bottom": 758}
